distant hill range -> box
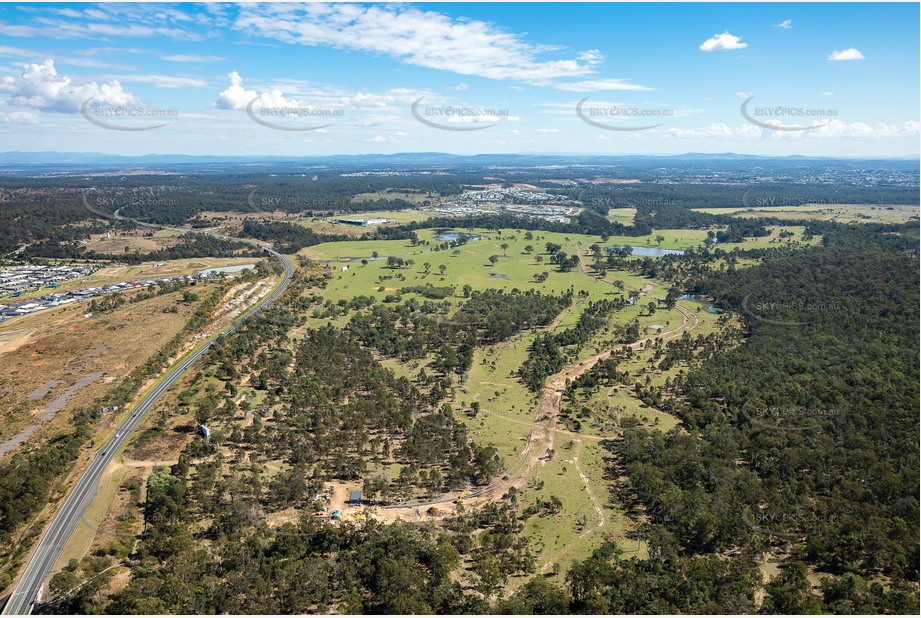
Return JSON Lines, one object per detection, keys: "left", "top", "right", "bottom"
{"left": 0, "top": 151, "right": 917, "bottom": 169}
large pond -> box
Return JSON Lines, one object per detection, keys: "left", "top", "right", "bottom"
{"left": 620, "top": 246, "right": 685, "bottom": 257}
{"left": 195, "top": 264, "right": 256, "bottom": 276}
{"left": 434, "top": 231, "right": 483, "bottom": 243}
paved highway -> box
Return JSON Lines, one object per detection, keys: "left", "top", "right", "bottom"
{"left": 2, "top": 247, "right": 291, "bottom": 615}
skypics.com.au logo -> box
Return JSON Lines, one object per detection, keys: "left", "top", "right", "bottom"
{"left": 411, "top": 97, "right": 510, "bottom": 131}
{"left": 576, "top": 98, "right": 673, "bottom": 131}
{"left": 246, "top": 98, "right": 344, "bottom": 132}
{"left": 81, "top": 98, "right": 178, "bottom": 131}
{"left": 741, "top": 293, "right": 842, "bottom": 327}
{"left": 740, "top": 96, "right": 837, "bottom": 132}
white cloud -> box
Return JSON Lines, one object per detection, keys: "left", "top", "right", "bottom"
{"left": 537, "top": 128, "right": 559, "bottom": 133}
{"left": 0, "top": 59, "right": 138, "bottom": 113}
{"left": 215, "top": 71, "right": 288, "bottom": 110}
{"left": 699, "top": 32, "right": 748, "bottom": 52}
{"left": 215, "top": 73, "right": 426, "bottom": 114}
{"left": 828, "top": 48, "right": 864, "bottom": 61}
{"left": 369, "top": 130, "right": 407, "bottom": 143}
{"left": 822, "top": 91, "right": 834, "bottom": 96}
{"left": 78, "top": 46, "right": 146, "bottom": 57}
{"left": 106, "top": 74, "right": 207, "bottom": 88}
{"left": 554, "top": 78, "right": 652, "bottom": 92}
{"left": 234, "top": 3, "right": 624, "bottom": 85}
{"left": 0, "top": 45, "right": 37, "bottom": 58}
{"left": 451, "top": 83, "right": 469, "bottom": 91}
{"left": 0, "top": 4, "right": 208, "bottom": 41}
{"left": 809, "top": 120, "right": 918, "bottom": 138}
{"left": 351, "top": 89, "right": 423, "bottom": 108}
{"left": 749, "top": 120, "right": 919, "bottom": 141}
{"left": 161, "top": 54, "right": 227, "bottom": 63}
{"left": 669, "top": 123, "right": 762, "bottom": 139}
{"left": 56, "top": 56, "right": 136, "bottom": 70}
{"left": 774, "top": 19, "right": 792, "bottom": 29}
{"left": 2, "top": 110, "right": 39, "bottom": 123}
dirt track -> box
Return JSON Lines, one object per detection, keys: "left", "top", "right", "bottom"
{"left": 462, "top": 300, "right": 698, "bottom": 510}
{"left": 386, "top": 267, "right": 701, "bottom": 513}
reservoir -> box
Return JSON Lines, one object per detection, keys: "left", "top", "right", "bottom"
{"left": 195, "top": 264, "right": 256, "bottom": 277}
{"left": 627, "top": 246, "right": 685, "bottom": 257}
{"left": 435, "top": 231, "right": 483, "bottom": 243}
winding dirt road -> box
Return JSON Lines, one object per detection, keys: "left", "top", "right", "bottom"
{"left": 386, "top": 269, "right": 701, "bottom": 512}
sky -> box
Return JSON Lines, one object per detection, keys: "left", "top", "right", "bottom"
{"left": 0, "top": 2, "right": 918, "bottom": 157}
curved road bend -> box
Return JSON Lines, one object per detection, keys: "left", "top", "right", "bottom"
{"left": 2, "top": 248, "right": 291, "bottom": 615}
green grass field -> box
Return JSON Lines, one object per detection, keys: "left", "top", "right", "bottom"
{"left": 606, "top": 207, "right": 637, "bottom": 225}
{"left": 306, "top": 228, "right": 658, "bottom": 304}
{"left": 294, "top": 209, "right": 434, "bottom": 235}
{"left": 601, "top": 225, "right": 819, "bottom": 252}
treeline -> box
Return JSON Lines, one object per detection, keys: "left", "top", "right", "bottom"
{"left": 376, "top": 210, "right": 639, "bottom": 242}
{"left": 347, "top": 289, "right": 572, "bottom": 377}
{"left": 203, "top": 323, "right": 500, "bottom": 492}
{"left": 499, "top": 542, "right": 918, "bottom": 614}
{"left": 22, "top": 232, "right": 256, "bottom": 263}
{"left": 0, "top": 173, "right": 463, "bottom": 254}
{"left": 241, "top": 220, "right": 340, "bottom": 253}
{"left": 57, "top": 485, "right": 540, "bottom": 614}
{"left": 75, "top": 174, "right": 467, "bottom": 224}
{"left": 519, "top": 298, "right": 623, "bottom": 391}
{"left": 680, "top": 245, "right": 919, "bottom": 578}
{"left": 589, "top": 237, "right": 920, "bottom": 611}
{"left": 576, "top": 182, "right": 920, "bottom": 213}
{"left": 397, "top": 283, "right": 455, "bottom": 299}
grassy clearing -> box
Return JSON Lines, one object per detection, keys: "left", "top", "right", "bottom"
{"left": 606, "top": 207, "right": 637, "bottom": 225}
{"left": 304, "top": 228, "right": 652, "bottom": 306}
{"left": 84, "top": 228, "right": 183, "bottom": 254}
{"left": 0, "top": 287, "right": 216, "bottom": 447}
{"left": 692, "top": 203, "right": 919, "bottom": 224}
{"left": 352, "top": 191, "right": 435, "bottom": 204}
{"left": 295, "top": 209, "right": 433, "bottom": 236}
{"left": 600, "top": 225, "right": 819, "bottom": 252}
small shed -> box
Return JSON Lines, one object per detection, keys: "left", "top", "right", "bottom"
{"left": 347, "top": 490, "right": 363, "bottom": 506}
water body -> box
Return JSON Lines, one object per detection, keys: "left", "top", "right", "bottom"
{"left": 490, "top": 273, "right": 510, "bottom": 280}
{"left": 435, "top": 231, "right": 483, "bottom": 243}
{"left": 196, "top": 264, "right": 256, "bottom": 277}
{"left": 707, "top": 305, "right": 721, "bottom": 314}
{"left": 626, "top": 246, "right": 685, "bottom": 257}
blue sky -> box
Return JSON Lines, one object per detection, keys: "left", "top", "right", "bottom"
{"left": 0, "top": 2, "right": 917, "bottom": 157}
